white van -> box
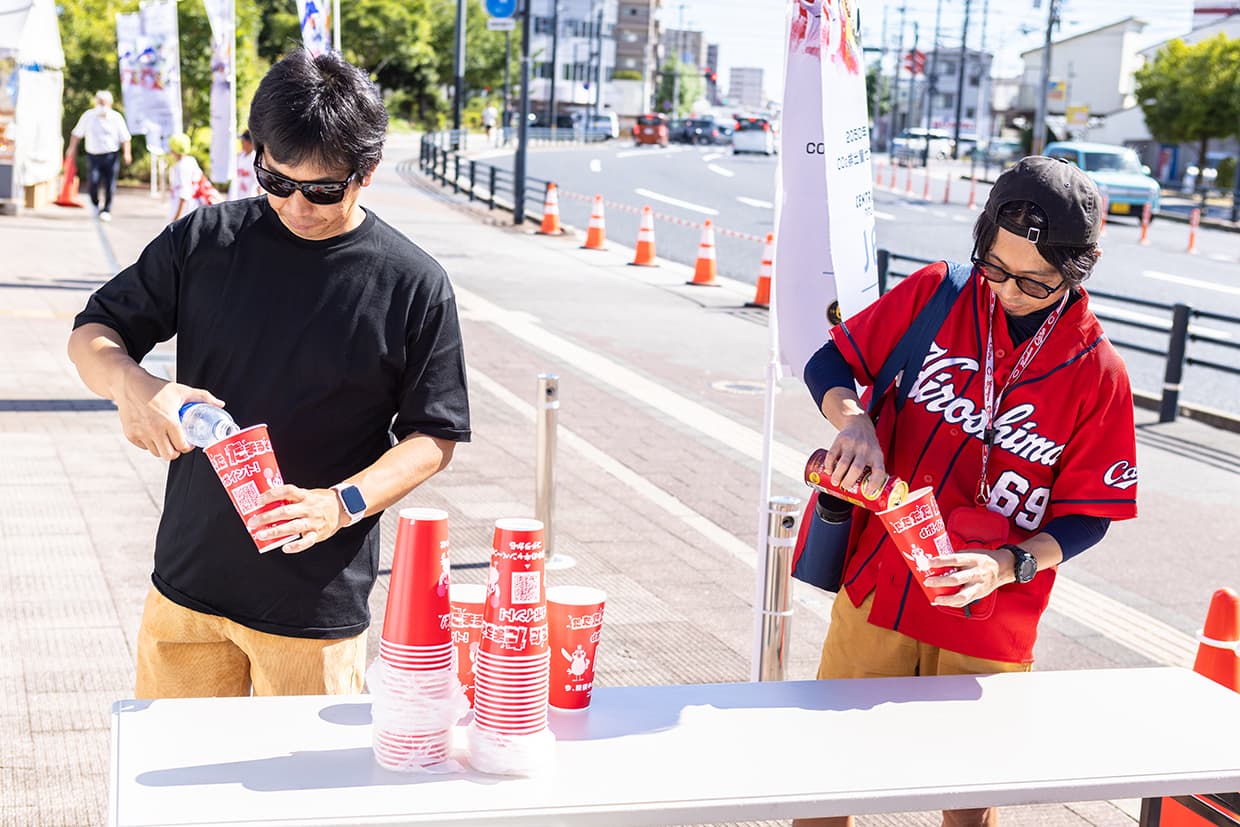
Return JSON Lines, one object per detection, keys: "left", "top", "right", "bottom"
{"left": 731, "top": 116, "right": 776, "bottom": 155}
{"left": 573, "top": 111, "right": 619, "bottom": 141}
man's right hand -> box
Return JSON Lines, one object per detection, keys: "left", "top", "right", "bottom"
{"left": 114, "top": 366, "right": 225, "bottom": 461}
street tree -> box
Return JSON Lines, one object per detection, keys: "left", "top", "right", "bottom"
{"left": 655, "top": 58, "right": 702, "bottom": 118}
{"left": 1135, "top": 34, "right": 1240, "bottom": 192}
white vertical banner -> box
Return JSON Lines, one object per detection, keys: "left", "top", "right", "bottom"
{"left": 296, "top": 0, "right": 332, "bottom": 58}
{"left": 116, "top": 0, "right": 183, "bottom": 153}
{"left": 204, "top": 0, "right": 237, "bottom": 183}
{"left": 772, "top": 0, "right": 877, "bottom": 380}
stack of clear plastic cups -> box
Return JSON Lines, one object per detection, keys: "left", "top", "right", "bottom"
{"left": 369, "top": 508, "right": 466, "bottom": 771}
{"left": 467, "top": 518, "right": 556, "bottom": 775}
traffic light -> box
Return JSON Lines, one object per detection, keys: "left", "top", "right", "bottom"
{"left": 903, "top": 50, "right": 926, "bottom": 75}
{"left": 703, "top": 66, "right": 717, "bottom": 83}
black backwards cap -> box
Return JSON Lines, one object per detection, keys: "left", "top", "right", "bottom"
{"left": 984, "top": 155, "right": 1101, "bottom": 247}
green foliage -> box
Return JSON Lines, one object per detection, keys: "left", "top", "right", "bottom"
{"left": 612, "top": 69, "right": 642, "bottom": 81}
{"left": 865, "top": 60, "right": 890, "bottom": 119}
{"left": 654, "top": 58, "right": 702, "bottom": 117}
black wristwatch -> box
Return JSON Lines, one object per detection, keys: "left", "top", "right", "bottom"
{"left": 1000, "top": 543, "right": 1037, "bottom": 584}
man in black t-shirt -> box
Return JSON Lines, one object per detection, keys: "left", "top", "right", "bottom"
{"left": 67, "top": 49, "right": 471, "bottom": 699}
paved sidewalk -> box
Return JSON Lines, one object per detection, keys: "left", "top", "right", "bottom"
{"left": 1, "top": 132, "right": 1236, "bottom": 826}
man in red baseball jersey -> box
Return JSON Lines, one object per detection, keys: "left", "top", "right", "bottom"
{"left": 795, "top": 156, "right": 1138, "bottom": 827}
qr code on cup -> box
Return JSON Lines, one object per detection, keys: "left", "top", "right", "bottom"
{"left": 510, "top": 572, "right": 541, "bottom": 605}
{"left": 233, "top": 481, "right": 262, "bottom": 514}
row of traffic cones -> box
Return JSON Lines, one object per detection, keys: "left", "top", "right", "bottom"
{"left": 539, "top": 184, "right": 774, "bottom": 306}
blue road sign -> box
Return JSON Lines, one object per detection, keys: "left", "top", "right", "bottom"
{"left": 485, "top": 0, "right": 517, "bottom": 18}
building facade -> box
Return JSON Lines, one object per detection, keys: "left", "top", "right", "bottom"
{"left": 727, "top": 66, "right": 764, "bottom": 111}
{"left": 528, "top": 0, "right": 620, "bottom": 115}
{"left": 613, "top": 0, "right": 662, "bottom": 114}
{"left": 1017, "top": 17, "right": 1148, "bottom": 120}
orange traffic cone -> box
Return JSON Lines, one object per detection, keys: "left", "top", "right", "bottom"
{"left": 687, "top": 220, "right": 719, "bottom": 286}
{"left": 538, "top": 182, "right": 563, "bottom": 235}
{"left": 54, "top": 156, "right": 84, "bottom": 208}
{"left": 629, "top": 206, "right": 657, "bottom": 266}
{"left": 1193, "top": 588, "right": 1240, "bottom": 692}
{"left": 582, "top": 194, "right": 607, "bottom": 250}
{"left": 746, "top": 232, "right": 774, "bottom": 308}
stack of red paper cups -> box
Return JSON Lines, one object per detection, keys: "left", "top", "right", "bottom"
{"left": 468, "top": 518, "right": 556, "bottom": 774}
{"left": 370, "top": 507, "right": 464, "bottom": 771}
{"left": 449, "top": 583, "right": 486, "bottom": 707}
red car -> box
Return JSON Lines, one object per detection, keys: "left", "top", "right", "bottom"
{"left": 632, "top": 113, "right": 669, "bottom": 147}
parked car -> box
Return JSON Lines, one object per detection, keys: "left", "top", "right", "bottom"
{"left": 667, "top": 118, "right": 689, "bottom": 143}
{"left": 731, "top": 116, "right": 776, "bottom": 155}
{"left": 891, "top": 127, "right": 954, "bottom": 165}
{"left": 683, "top": 116, "right": 729, "bottom": 145}
{"left": 632, "top": 113, "right": 669, "bottom": 147}
{"left": 573, "top": 111, "right": 619, "bottom": 141}
{"left": 1181, "top": 151, "right": 1231, "bottom": 193}
{"left": 1043, "top": 141, "right": 1161, "bottom": 216}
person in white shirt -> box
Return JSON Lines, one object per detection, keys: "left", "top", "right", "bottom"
{"left": 228, "top": 130, "right": 263, "bottom": 200}
{"left": 166, "top": 133, "right": 203, "bottom": 222}
{"left": 65, "top": 91, "right": 133, "bottom": 222}
{"left": 481, "top": 102, "right": 498, "bottom": 145}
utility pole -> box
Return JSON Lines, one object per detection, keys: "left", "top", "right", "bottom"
{"left": 950, "top": 0, "right": 972, "bottom": 159}
{"left": 504, "top": 30, "right": 512, "bottom": 134}
{"left": 549, "top": 0, "right": 560, "bottom": 130}
{"left": 1032, "top": 0, "right": 1060, "bottom": 155}
{"left": 920, "top": 0, "right": 943, "bottom": 167}
{"left": 332, "top": 0, "right": 341, "bottom": 52}
{"left": 975, "top": 0, "right": 991, "bottom": 145}
{"left": 889, "top": 4, "right": 907, "bottom": 152}
{"left": 670, "top": 2, "right": 686, "bottom": 118}
{"left": 877, "top": 4, "right": 889, "bottom": 150}
{"left": 593, "top": 1, "right": 605, "bottom": 117}
{"left": 453, "top": 0, "right": 466, "bottom": 140}
{"left": 515, "top": 0, "right": 532, "bottom": 225}
{"left": 905, "top": 22, "right": 919, "bottom": 141}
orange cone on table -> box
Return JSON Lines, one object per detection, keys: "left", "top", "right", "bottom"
{"left": 629, "top": 206, "right": 657, "bottom": 266}
{"left": 54, "top": 157, "right": 84, "bottom": 208}
{"left": 746, "top": 232, "right": 774, "bottom": 308}
{"left": 1192, "top": 587, "right": 1240, "bottom": 692}
{"left": 581, "top": 194, "right": 607, "bottom": 250}
{"left": 538, "top": 182, "right": 563, "bottom": 235}
{"left": 687, "top": 220, "right": 719, "bottom": 286}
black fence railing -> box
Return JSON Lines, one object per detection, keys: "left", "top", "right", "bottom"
{"left": 418, "top": 135, "right": 553, "bottom": 222}
{"left": 877, "top": 248, "right": 1240, "bottom": 424}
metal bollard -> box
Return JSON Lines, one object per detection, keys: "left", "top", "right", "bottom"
{"left": 536, "top": 374, "right": 575, "bottom": 570}
{"left": 757, "top": 496, "right": 800, "bottom": 682}
{"left": 1160, "top": 304, "right": 1191, "bottom": 423}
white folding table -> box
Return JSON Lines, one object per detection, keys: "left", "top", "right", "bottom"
{"left": 109, "top": 667, "right": 1240, "bottom": 827}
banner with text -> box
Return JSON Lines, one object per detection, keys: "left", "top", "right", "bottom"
{"left": 296, "top": 0, "right": 332, "bottom": 58}
{"left": 204, "top": 0, "right": 237, "bottom": 183}
{"left": 773, "top": 0, "right": 877, "bottom": 379}
{"left": 116, "top": 0, "right": 182, "bottom": 153}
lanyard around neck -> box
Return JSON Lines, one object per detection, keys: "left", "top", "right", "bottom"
{"left": 976, "top": 288, "right": 1070, "bottom": 504}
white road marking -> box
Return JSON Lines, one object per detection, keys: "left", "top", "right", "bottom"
{"left": 1209, "top": 253, "right": 1233, "bottom": 263}
{"left": 589, "top": 159, "right": 602, "bottom": 173}
{"left": 614, "top": 147, "right": 687, "bottom": 159}
{"left": 633, "top": 187, "right": 719, "bottom": 216}
{"left": 707, "top": 164, "right": 735, "bottom": 178}
{"left": 1143, "top": 269, "right": 1240, "bottom": 297}
{"left": 873, "top": 210, "right": 896, "bottom": 221}
{"left": 736, "top": 196, "right": 773, "bottom": 209}
{"left": 951, "top": 214, "right": 972, "bottom": 223}
{"left": 454, "top": 284, "right": 1196, "bottom": 666}
{"left": 703, "top": 152, "right": 723, "bottom": 162}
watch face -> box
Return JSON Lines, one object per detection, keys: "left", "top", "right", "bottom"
{"left": 1015, "top": 553, "right": 1037, "bottom": 583}
{"left": 340, "top": 485, "right": 366, "bottom": 515}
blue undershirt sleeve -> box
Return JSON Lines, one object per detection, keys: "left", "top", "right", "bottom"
{"left": 805, "top": 339, "right": 857, "bottom": 414}
{"left": 1042, "top": 514, "right": 1111, "bottom": 564}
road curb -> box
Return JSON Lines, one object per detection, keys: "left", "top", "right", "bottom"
{"left": 1133, "top": 390, "right": 1240, "bottom": 433}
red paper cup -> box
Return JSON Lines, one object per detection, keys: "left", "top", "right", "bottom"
{"left": 450, "top": 583, "right": 486, "bottom": 706}
{"left": 481, "top": 518, "right": 548, "bottom": 657}
{"left": 877, "top": 487, "right": 959, "bottom": 603}
{"left": 203, "top": 424, "right": 300, "bottom": 553}
{"left": 546, "top": 585, "right": 606, "bottom": 710}
{"left": 382, "top": 508, "right": 452, "bottom": 647}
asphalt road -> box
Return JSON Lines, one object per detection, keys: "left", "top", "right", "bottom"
{"left": 467, "top": 142, "right": 1240, "bottom": 415}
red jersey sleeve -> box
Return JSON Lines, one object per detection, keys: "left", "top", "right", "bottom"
{"left": 1049, "top": 344, "right": 1139, "bottom": 521}
{"left": 828, "top": 261, "right": 947, "bottom": 386}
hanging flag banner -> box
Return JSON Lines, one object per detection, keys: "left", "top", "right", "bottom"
{"left": 116, "top": 0, "right": 182, "bottom": 153}
{"left": 295, "top": 0, "right": 332, "bottom": 58}
{"left": 773, "top": 0, "right": 877, "bottom": 379}
{"left": 204, "top": 0, "right": 237, "bottom": 183}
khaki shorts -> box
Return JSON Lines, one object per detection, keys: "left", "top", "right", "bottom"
{"left": 134, "top": 586, "right": 367, "bottom": 699}
{"left": 817, "top": 591, "right": 1033, "bottom": 679}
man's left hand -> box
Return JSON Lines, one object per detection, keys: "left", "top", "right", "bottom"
{"left": 923, "top": 549, "right": 1013, "bottom": 608}
{"left": 247, "top": 485, "right": 345, "bottom": 554}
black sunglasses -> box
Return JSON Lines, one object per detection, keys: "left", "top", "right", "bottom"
{"left": 971, "top": 256, "right": 1066, "bottom": 300}
{"left": 253, "top": 153, "right": 357, "bottom": 204}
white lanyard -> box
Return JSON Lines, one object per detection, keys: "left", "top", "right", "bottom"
{"left": 976, "top": 289, "right": 1070, "bottom": 504}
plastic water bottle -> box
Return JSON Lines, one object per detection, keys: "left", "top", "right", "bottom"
{"left": 179, "top": 402, "right": 240, "bottom": 448}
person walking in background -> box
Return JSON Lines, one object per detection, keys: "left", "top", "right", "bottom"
{"left": 481, "top": 101, "right": 499, "bottom": 146}
{"left": 65, "top": 90, "right": 132, "bottom": 222}
{"left": 166, "top": 132, "right": 203, "bottom": 222}
{"left": 228, "top": 130, "right": 262, "bottom": 200}
{"left": 66, "top": 48, "right": 471, "bottom": 700}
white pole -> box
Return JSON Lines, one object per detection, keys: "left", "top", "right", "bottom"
{"left": 751, "top": 348, "right": 780, "bottom": 682}
{"left": 332, "top": 0, "right": 342, "bottom": 52}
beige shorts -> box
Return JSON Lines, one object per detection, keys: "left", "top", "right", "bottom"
{"left": 817, "top": 591, "right": 1033, "bottom": 679}
{"left": 134, "top": 586, "right": 367, "bottom": 698}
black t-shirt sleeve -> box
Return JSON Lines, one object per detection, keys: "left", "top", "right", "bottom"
{"left": 73, "top": 223, "right": 181, "bottom": 360}
{"left": 392, "top": 295, "right": 471, "bottom": 443}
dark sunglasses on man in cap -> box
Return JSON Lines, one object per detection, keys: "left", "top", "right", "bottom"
{"left": 970, "top": 255, "right": 1067, "bottom": 300}
{"left": 253, "top": 152, "right": 358, "bottom": 205}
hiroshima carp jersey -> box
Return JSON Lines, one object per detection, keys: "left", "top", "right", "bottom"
{"left": 829, "top": 262, "right": 1138, "bottom": 662}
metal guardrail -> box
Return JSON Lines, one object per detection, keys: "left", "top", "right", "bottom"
{"left": 423, "top": 127, "right": 614, "bottom": 153}
{"left": 877, "top": 248, "right": 1240, "bottom": 424}
{"left": 419, "top": 134, "right": 552, "bottom": 220}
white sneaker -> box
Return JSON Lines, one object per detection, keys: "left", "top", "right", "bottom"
{"left": 99, "top": 211, "right": 112, "bottom": 222}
